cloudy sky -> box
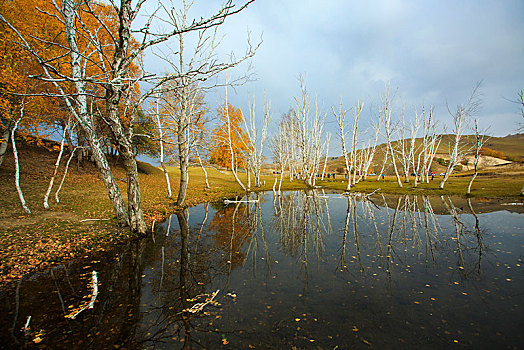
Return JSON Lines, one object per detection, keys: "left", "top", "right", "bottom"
{"left": 143, "top": 0, "right": 524, "bottom": 152}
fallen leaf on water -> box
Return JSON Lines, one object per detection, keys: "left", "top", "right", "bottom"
{"left": 361, "top": 338, "right": 371, "bottom": 345}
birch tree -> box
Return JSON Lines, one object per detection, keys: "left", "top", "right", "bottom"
{"left": 293, "top": 78, "right": 325, "bottom": 187}
{"left": 349, "top": 102, "right": 363, "bottom": 185}
{"left": 153, "top": 93, "right": 172, "bottom": 198}
{"left": 321, "top": 132, "right": 331, "bottom": 180}
{"left": 43, "top": 120, "right": 72, "bottom": 209}
{"left": 406, "top": 109, "right": 421, "bottom": 186}
{"left": 157, "top": 0, "right": 259, "bottom": 205}
{"left": 440, "top": 83, "right": 481, "bottom": 189}
{"left": 396, "top": 107, "right": 413, "bottom": 183}
{"left": 361, "top": 109, "right": 382, "bottom": 180}
{"left": 271, "top": 116, "right": 290, "bottom": 194}
{"left": 466, "top": 119, "right": 488, "bottom": 195}
{"left": 224, "top": 86, "right": 246, "bottom": 191}
{"left": 0, "top": 3, "right": 130, "bottom": 227}
{"left": 244, "top": 96, "right": 272, "bottom": 189}
{"left": 514, "top": 90, "right": 524, "bottom": 195}
{"left": 11, "top": 102, "right": 31, "bottom": 214}
{"left": 333, "top": 99, "right": 351, "bottom": 190}
{"left": 381, "top": 86, "right": 403, "bottom": 187}
{"left": 418, "top": 107, "right": 441, "bottom": 184}
{"left": 2, "top": 0, "right": 258, "bottom": 232}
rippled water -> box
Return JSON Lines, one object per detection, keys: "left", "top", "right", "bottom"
{"left": 1, "top": 191, "right": 523, "bottom": 349}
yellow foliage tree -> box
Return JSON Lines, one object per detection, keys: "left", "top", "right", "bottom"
{"left": 210, "top": 103, "right": 249, "bottom": 169}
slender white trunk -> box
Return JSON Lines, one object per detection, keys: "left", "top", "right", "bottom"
{"left": 55, "top": 147, "right": 77, "bottom": 203}
{"left": 156, "top": 93, "right": 172, "bottom": 198}
{"left": 196, "top": 149, "right": 210, "bottom": 189}
{"left": 381, "top": 86, "right": 403, "bottom": 187}
{"left": 225, "top": 85, "right": 246, "bottom": 191}
{"left": 350, "top": 102, "right": 362, "bottom": 186}
{"left": 467, "top": 120, "right": 486, "bottom": 195}
{"left": 333, "top": 99, "right": 351, "bottom": 190}
{"left": 440, "top": 107, "right": 465, "bottom": 189}
{"left": 11, "top": 115, "right": 30, "bottom": 214}
{"left": 321, "top": 133, "right": 330, "bottom": 180}
{"left": 377, "top": 146, "right": 388, "bottom": 181}
{"left": 44, "top": 123, "right": 69, "bottom": 209}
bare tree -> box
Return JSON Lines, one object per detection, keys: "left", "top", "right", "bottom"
{"left": 293, "top": 77, "right": 325, "bottom": 187}
{"left": 418, "top": 107, "right": 441, "bottom": 184}
{"left": 223, "top": 83, "right": 246, "bottom": 191}
{"left": 396, "top": 107, "right": 411, "bottom": 183}
{"left": 510, "top": 90, "right": 524, "bottom": 196}
{"left": 440, "top": 83, "right": 482, "bottom": 189}
{"left": 43, "top": 119, "right": 72, "bottom": 209}
{"left": 243, "top": 95, "right": 272, "bottom": 189}
{"left": 11, "top": 101, "right": 30, "bottom": 214}
{"left": 153, "top": 93, "right": 172, "bottom": 198}
{"left": 158, "top": 0, "right": 259, "bottom": 204}
{"left": 406, "top": 109, "right": 422, "bottom": 186}
{"left": 514, "top": 90, "right": 524, "bottom": 131}
{"left": 271, "top": 112, "right": 294, "bottom": 193}
{"left": 381, "top": 85, "right": 403, "bottom": 187}
{"left": 333, "top": 98, "right": 351, "bottom": 190}
{"left": 467, "top": 119, "right": 489, "bottom": 195}
{"left": 320, "top": 132, "right": 331, "bottom": 180}
{"left": 361, "top": 107, "right": 383, "bottom": 180}
{"left": 350, "top": 102, "right": 363, "bottom": 185}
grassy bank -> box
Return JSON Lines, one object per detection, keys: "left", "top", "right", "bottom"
{"left": 0, "top": 141, "right": 522, "bottom": 287}
{"left": 318, "top": 171, "right": 523, "bottom": 197}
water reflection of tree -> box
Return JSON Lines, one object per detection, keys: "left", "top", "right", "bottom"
{"left": 334, "top": 194, "right": 490, "bottom": 284}
{"left": 245, "top": 192, "right": 272, "bottom": 277}
{"left": 272, "top": 190, "right": 331, "bottom": 280}
{"left": 2, "top": 192, "right": 496, "bottom": 348}
{"left": 137, "top": 209, "right": 225, "bottom": 348}
{"left": 2, "top": 235, "right": 149, "bottom": 348}
{"left": 207, "top": 199, "right": 252, "bottom": 270}
{"left": 441, "top": 196, "right": 489, "bottom": 278}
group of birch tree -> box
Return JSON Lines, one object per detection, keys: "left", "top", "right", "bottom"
{"left": 271, "top": 78, "right": 327, "bottom": 191}
{"left": 1, "top": 0, "right": 257, "bottom": 233}
{"left": 330, "top": 84, "right": 484, "bottom": 192}
{"left": 270, "top": 83, "right": 486, "bottom": 194}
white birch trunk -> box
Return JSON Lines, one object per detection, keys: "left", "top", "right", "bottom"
{"left": 11, "top": 114, "right": 30, "bottom": 214}
{"left": 333, "top": 99, "right": 351, "bottom": 190}
{"left": 44, "top": 123, "right": 69, "bottom": 209}
{"left": 55, "top": 147, "right": 77, "bottom": 204}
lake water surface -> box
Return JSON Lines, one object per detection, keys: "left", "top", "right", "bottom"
{"left": 1, "top": 191, "right": 523, "bottom": 349}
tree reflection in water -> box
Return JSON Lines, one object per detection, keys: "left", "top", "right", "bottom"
{"left": 1, "top": 191, "right": 521, "bottom": 349}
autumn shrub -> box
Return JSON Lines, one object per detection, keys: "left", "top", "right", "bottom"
{"left": 435, "top": 157, "right": 448, "bottom": 166}
{"left": 480, "top": 147, "right": 506, "bottom": 160}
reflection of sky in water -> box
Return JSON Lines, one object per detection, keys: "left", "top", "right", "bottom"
{"left": 1, "top": 192, "right": 522, "bottom": 349}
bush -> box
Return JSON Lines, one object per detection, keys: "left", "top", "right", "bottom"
{"left": 435, "top": 157, "right": 448, "bottom": 166}
{"left": 480, "top": 147, "right": 506, "bottom": 160}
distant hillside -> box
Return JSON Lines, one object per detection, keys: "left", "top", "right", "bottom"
{"left": 327, "top": 133, "right": 524, "bottom": 174}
